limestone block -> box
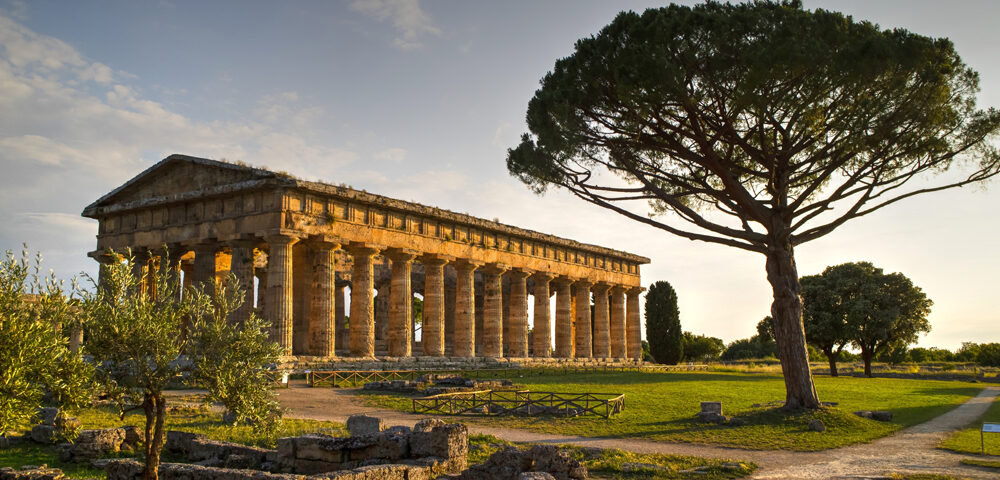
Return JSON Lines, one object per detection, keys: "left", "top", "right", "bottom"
{"left": 0, "top": 466, "right": 66, "bottom": 480}
{"left": 410, "top": 424, "right": 468, "bottom": 469}
{"left": 373, "top": 432, "right": 409, "bottom": 460}
{"left": 346, "top": 415, "right": 384, "bottom": 437}
{"left": 527, "top": 445, "right": 587, "bottom": 480}
{"left": 293, "top": 459, "right": 341, "bottom": 474}
{"left": 59, "top": 428, "right": 127, "bottom": 462}
{"left": 36, "top": 408, "right": 60, "bottom": 426}
{"left": 700, "top": 401, "right": 722, "bottom": 415}
{"left": 413, "top": 418, "right": 446, "bottom": 433}
{"left": 29, "top": 425, "right": 59, "bottom": 444}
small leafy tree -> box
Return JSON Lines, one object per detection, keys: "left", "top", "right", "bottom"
{"left": 976, "top": 343, "right": 1000, "bottom": 367}
{"left": 0, "top": 248, "right": 92, "bottom": 437}
{"left": 682, "top": 332, "right": 725, "bottom": 362}
{"left": 644, "top": 281, "right": 683, "bottom": 364}
{"left": 84, "top": 250, "right": 282, "bottom": 480}
{"left": 187, "top": 276, "right": 283, "bottom": 433}
{"left": 801, "top": 273, "right": 852, "bottom": 377}
{"left": 721, "top": 319, "right": 779, "bottom": 361}
{"left": 954, "top": 342, "right": 982, "bottom": 362}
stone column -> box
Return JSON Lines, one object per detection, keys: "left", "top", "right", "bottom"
{"left": 610, "top": 286, "right": 627, "bottom": 358}
{"left": 452, "top": 259, "right": 481, "bottom": 358}
{"left": 265, "top": 235, "right": 297, "bottom": 355}
{"left": 386, "top": 249, "right": 417, "bottom": 357}
{"left": 421, "top": 255, "right": 450, "bottom": 356}
{"left": 574, "top": 280, "right": 593, "bottom": 358}
{"left": 335, "top": 283, "right": 347, "bottom": 352}
{"left": 163, "top": 247, "right": 185, "bottom": 301}
{"left": 309, "top": 239, "right": 339, "bottom": 357}
{"left": 501, "top": 281, "right": 511, "bottom": 355}
{"left": 553, "top": 277, "right": 574, "bottom": 358}
{"left": 626, "top": 287, "right": 643, "bottom": 360}
{"left": 507, "top": 269, "right": 530, "bottom": 358}
{"left": 347, "top": 244, "right": 380, "bottom": 357}
{"left": 531, "top": 273, "right": 553, "bottom": 358}
{"left": 192, "top": 243, "right": 218, "bottom": 295}
{"left": 254, "top": 269, "right": 266, "bottom": 316}
{"left": 592, "top": 283, "right": 611, "bottom": 358}
{"left": 229, "top": 241, "right": 256, "bottom": 325}
{"left": 131, "top": 249, "right": 150, "bottom": 297}
{"left": 480, "top": 263, "right": 509, "bottom": 358}
{"left": 444, "top": 283, "right": 456, "bottom": 355}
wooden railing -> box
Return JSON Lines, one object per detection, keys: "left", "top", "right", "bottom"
{"left": 306, "top": 363, "right": 707, "bottom": 387}
{"left": 412, "top": 390, "right": 626, "bottom": 418}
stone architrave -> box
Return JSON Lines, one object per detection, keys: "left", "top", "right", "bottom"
{"left": 626, "top": 287, "right": 643, "bottom": 359}
{"left": 479, "top": 263, "right": 509, "bottom": 358}
{"left": 228, "top": 240, "right": 256, "bottom": 325}
{"left": 386, "top": 249, "right": 417, "bottom": 357}
{"left": 347, "top": 243, "right": 380, "bottom": 357}
{"left": 421, "top": 255, "right": 451, "bottom": 357}
{"left": 574, "top": 280, "right": 593, "bottom": 358}
{"left": 592, "top": 282, "right": 611, "bottom": 358}
{"left": 453, "top": 259, "right": 482, "bottom": 358}
{"left": 308, "top": 238, "right": 339, "bottom": 357}
{"left": 553, "top": 277, "right": 574, "bottom": 358}
{"left": 609, "top": 286, "right": 627, "bottom": 358}
{"left": 531, "top": 272, "right": 553, "bottom": 358}
{"left": 507, "top": 269, "right": 531, "bottom": 358}
{"left": 266, "top": 235, "right": 298, "bottom": 355}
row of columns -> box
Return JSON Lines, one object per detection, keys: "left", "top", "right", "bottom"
{"left": 99, "top": 235, "right": 644, "bottom": 360}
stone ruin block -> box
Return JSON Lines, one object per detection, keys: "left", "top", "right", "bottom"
{"left": 700, "top": 401, "right": 722, "bottom": 415}
{"left": 165, "top": 431, "right": 274, "bottom": 468}
{"left": 0, "top": 466, "right": 65, "bottom": 480}
{"left": 58, "top": 427, "right": 130, "bottom": 462}
{"left": 345, "top": 415, "right": 384, "bottom": 437}
{"left": 455, "top": 444, "right": 586, "bottom": 480}
{"left": 410, "top": 424, "right": 468, "bottom": 471}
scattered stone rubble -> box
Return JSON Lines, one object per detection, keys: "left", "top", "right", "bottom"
{"left": 451, "top": 445, "right": 587, "bottom": 480}
{"left": 363, "top": 375, "right": 519, "bottom": 396}
{"left": 0, "top": 466, "right": 71, "bottom": 480}
{"left": 853, "top": 410, "right": 894, "bottom": 422}
{"left": 29, "top": 408, "right": 80, "bottom": 444}
{"left": 58, "top": 426, "right": 141, "bottom": 462}
{"left": 103, "top": 415, "right": 590, "bottom": 480}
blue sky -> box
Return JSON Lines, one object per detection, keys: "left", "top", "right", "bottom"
{"left": 2, "top": 0, "right": 998, "bottom": 350}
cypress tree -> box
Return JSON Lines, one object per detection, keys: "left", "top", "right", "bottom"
{"left": 645, "top": 281, "right": 682, "bottom": 364}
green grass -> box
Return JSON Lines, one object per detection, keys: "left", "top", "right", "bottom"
{"left": 960, "top": 458, "right": 1000, "bottom": 469}
{"left": 361, "top": 371, "right": 983, "bottom": 451}
{"left": 0, "top": 403, "right": 347, "bottom": 479}
{"left": 940, "top": 393, "right": 1000, "bottom": 455}
{"left": 469, "top": 434, "right": 755, "bottom": 479}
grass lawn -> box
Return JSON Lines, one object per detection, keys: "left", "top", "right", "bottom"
{"left": 469, "top": 434, "right": 755, "bottom": 479}
{"left": 361, "top": 371, "right": 983, "bottom": 451}
{"left": 939, "top": 393, "right": 1000, "bottom": 456}
{"left": 0, "top": 404, "right": 347, "bottom": 479}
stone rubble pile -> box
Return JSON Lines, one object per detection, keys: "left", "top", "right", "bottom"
{"left": 29, "top": 408, "right": 80, "bottom": 444}
{"left": 58, "top": 426, "right": 141, "bottom": 462}
{"left": 449, "top": 445, "right": 587, "bottom": 480}
{"left": 0, "top": 466, "right": 69, "bottom": 480}
{"left": 362, "top": 374, "right": 518, "bottom": 396}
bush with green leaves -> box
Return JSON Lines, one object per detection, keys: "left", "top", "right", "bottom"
{"left": 0, "top": 248, "right": 92, "bottom": 437}
{"left": 976, "top": 343, "right": 1000, "bottom": 367}
{"left": 682, "top": 332, "right": 725, "bottom": 362}
{"left": 187, "top": 277, "right": 283, "bottom": 434}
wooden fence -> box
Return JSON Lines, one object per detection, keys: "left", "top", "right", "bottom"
{"left": 306, "top": 363, "right": 707, "bottom": 387}
{"left": 412, "top": 390, "right": 626, "bottom": 418}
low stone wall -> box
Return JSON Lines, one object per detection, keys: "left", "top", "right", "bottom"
{"left": 165, "top": 432, "right": 276, "bottom": 469}
{"left": 281, "top": 356, "right": 641, "bottom": 373}
{"left": 362, "top": 375, "right": 518, "bottom": 396}
{"left": 0, "top": 467, "right": 68, "bottom": 480}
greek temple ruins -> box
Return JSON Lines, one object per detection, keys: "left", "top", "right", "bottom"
{"left": 81, "top": 154, "right": 649, "bottom": 360}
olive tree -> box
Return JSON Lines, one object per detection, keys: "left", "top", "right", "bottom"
{"left": 0, "top": 248, "right": 92, "bottom": 437}
{"left": 84, "top": 251, "right": 282, "bottom": 480}
{"left": 506, "top": 1, "right": 1000, "bottom": 407}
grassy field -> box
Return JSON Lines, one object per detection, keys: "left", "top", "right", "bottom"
{"left": 469, "top": 434, "right": 755, "bottom": 479}
{"left": 361, "top": 371, "right": 983, "bottom": 451}
{"left": 939, "top": 394, "right": 1000, "bottom": 456}
{"left": 0, "top": 404, "right": 347, "bottom": 479}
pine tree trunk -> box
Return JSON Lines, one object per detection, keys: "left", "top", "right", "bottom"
{"left": 826, "top": 352, "right": 839, "bottom": 377}
{"left": 765, "top": 239, "right": 821, "bottom": 409}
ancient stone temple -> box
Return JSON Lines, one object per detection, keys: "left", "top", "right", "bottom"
{"left": 82, "top": 154, "right": 649, "bottom": 360}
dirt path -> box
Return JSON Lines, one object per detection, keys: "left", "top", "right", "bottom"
{"left": 272, "top": 384, "right": 1000, "bottom": 479}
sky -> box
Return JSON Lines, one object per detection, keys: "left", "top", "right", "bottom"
{"left": 1, "top": 0, "right": 998, "bottom": 351}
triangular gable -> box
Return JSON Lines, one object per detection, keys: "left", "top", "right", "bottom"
{"left": 82, "top": 154, "right": 278, "bottom": 217}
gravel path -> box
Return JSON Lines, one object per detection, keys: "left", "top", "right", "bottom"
{"left": 271, "top": 383, "right": 1000, "bottom": 479}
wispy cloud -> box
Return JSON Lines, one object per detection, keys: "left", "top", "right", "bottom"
{"left": 349, "top": 0, "right": 441, "bottom": 50}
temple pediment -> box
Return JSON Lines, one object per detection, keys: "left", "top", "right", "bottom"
{"left": 82, "top": 154, "right": 284, "bottom": 217}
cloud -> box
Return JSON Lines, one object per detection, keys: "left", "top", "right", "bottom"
{"left": 374, "top": 147, "right": 406, "bottom": 163}
{"left": 349, "top": 0, "right": 441, "bottom": 50}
